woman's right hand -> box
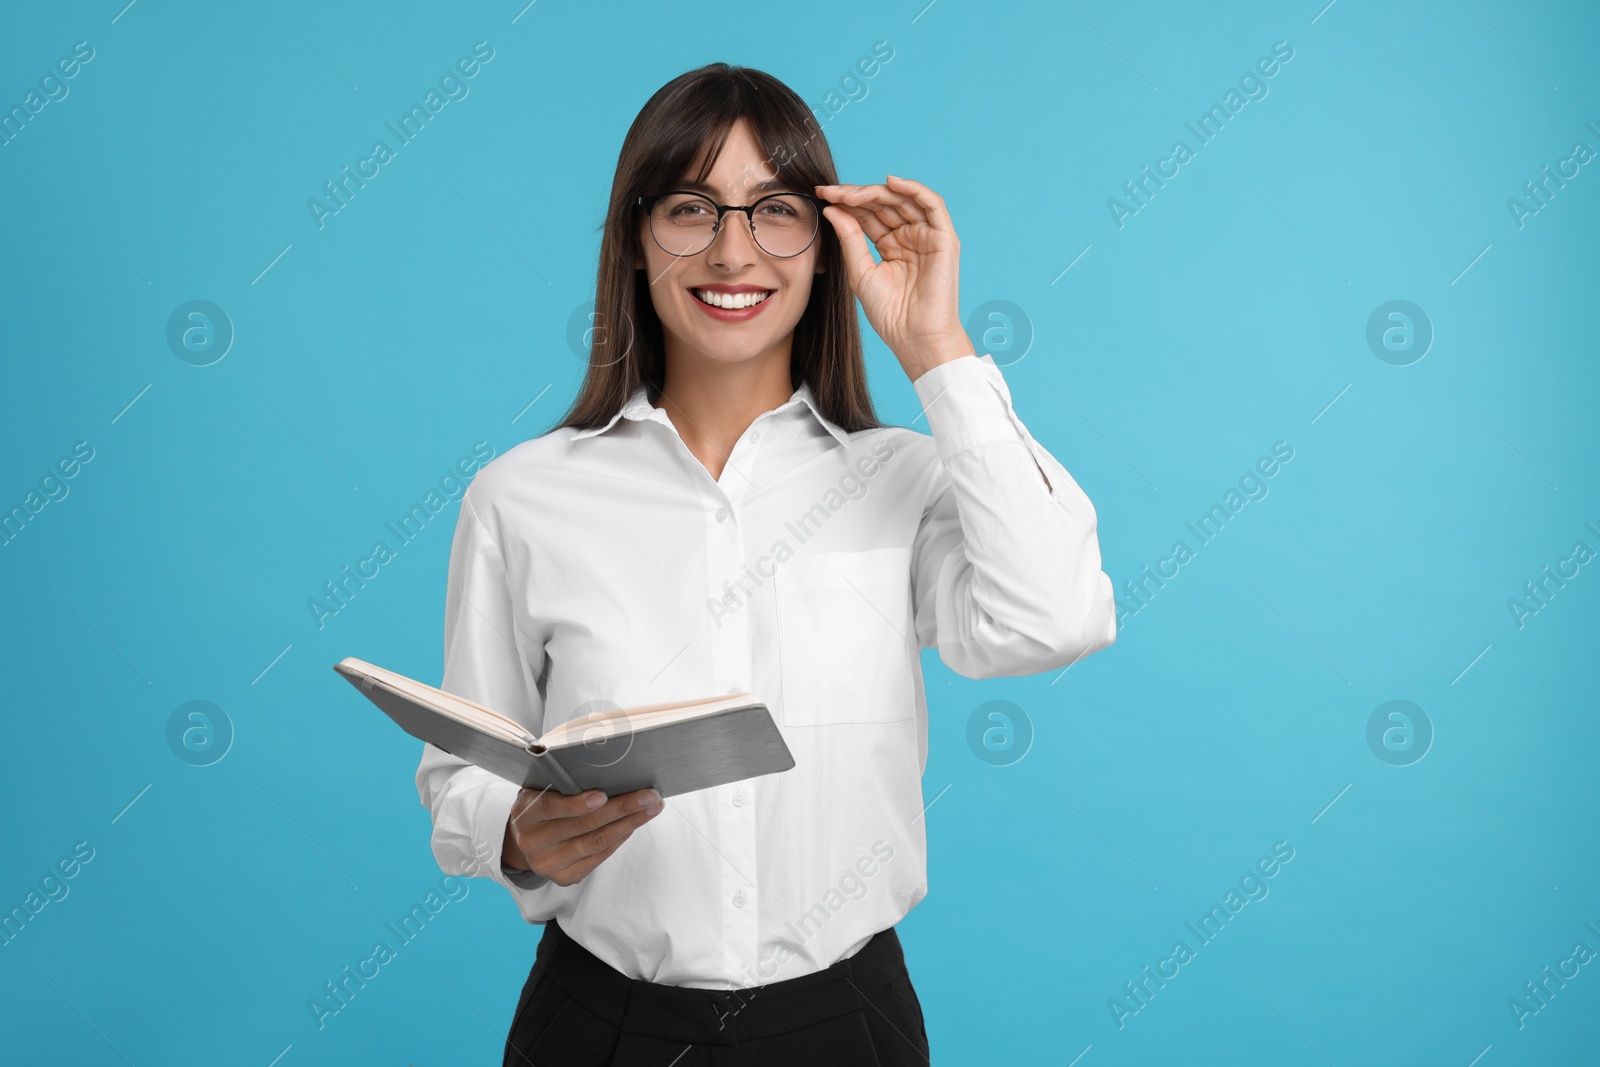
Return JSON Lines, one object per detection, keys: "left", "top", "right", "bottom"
{"left": 501, "top": 786, "right": 665, "bottom": 886}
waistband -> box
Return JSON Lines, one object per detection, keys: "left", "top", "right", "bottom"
{"left": 533, "top": 919, "right": 907, "bottom": 1045}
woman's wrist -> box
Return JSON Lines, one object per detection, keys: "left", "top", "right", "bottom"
{"left": 900, "top": 330, "right": 977, "bottom": 383}
{"left": 502, "top": 810, "right": 531, "bottom": 872}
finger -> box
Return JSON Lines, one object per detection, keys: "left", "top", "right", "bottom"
{"left": 541, "top": 803, "right": 663, "bottom": 876}
{"left": 820, "top": 204, "right": 876, "bottom": 294}
{"left": 828, "top": 181, "right": 927, "bottom": 229}
{"left": 527, "top": 788, "right": 660, "bottom": 849}
{"left": 618, "top": 785, "right": 665, "bottom": 806}
{"left": 510, "top": 787, "right": 634, "bottom": 856}
{"left": 843, "top": 181, "right": 927, "bottom": 225}
{"left": 843, "top": 188, "right": 916, "bottom": 234}
{"left": 547, "top": 783, "right": 659, "bottom": 844}
{"left": 817, "top": 184, "right": 914, "bottom": 239}
{"left": 505, "top": 785, "right": 565, "bottom": 843}
{"left": 828, "top": 200, "right": 893, "bottom": 244}
{"left": 884, "top": 174, "right": 953, "bottom": 234}
{"left": 527, "top": 787, "right": 610, "bottom": 823}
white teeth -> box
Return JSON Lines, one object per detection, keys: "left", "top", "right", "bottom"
{"left": 694, "top": 289, "right": 772, "bottom": 309}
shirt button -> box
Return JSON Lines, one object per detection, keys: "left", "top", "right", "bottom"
{"left": 732, "top": 790, "right": 744, "bottom": 807}
{"left": 715, "top": 507, "right": 729, "bottom": 522}
{"left": 733, "top": 890, "right": 747, "bottom": 907}
{"left": 748, "top": 430, "right": 761, "bottom": 444}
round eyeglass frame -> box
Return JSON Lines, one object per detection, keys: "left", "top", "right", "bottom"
{"left": 636, "top": 190, "right": 830, "bottom": 259}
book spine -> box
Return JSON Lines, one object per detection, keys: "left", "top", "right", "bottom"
{"left": 532, "top": 747, "right": 584, "bottom": 796}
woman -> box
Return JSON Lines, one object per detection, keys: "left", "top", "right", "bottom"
{"left": 416, "top": 62, "right": 1117, "bottom": 1066}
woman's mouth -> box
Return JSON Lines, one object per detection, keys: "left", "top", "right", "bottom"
{"left": 690, "top": 287, "right": 775, "bottom": 322}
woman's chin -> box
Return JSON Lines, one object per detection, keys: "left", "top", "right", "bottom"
{"left": 675, "top": 328, "right": 786, "bottom": 365}
{"left": 698, "top": 343, "right": 777, "bottom": 366}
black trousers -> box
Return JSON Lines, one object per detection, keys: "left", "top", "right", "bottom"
{"left": 503, "top": 918, "right": 931, "bottom": 1066}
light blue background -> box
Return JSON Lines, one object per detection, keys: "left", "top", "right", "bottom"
{"left": 3, "top": 1, "right": 1597, "bottom": 1064}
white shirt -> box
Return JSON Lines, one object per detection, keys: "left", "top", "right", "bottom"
{"left": 416, "top": 352, "right": 1116, "bottom": 989}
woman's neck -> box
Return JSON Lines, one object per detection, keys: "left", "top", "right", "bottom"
{"left": 652, "top": 347, "right": 794, "bottom": 482}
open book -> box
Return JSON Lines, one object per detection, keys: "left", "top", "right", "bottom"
{"left": 333, "top": 657, "right": 795, "bottom": 797}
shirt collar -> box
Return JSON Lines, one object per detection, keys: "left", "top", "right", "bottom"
{"left": 570, "top": 380, "right": 851, "bottom": 447}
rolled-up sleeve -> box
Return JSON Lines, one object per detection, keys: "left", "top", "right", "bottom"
{"left": 910, "top": 353, "right": 1117, "bottom": 677}
{"left": 416, "top": 488, "right": 562, "bottom": 904}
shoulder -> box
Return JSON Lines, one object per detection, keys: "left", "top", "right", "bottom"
{"left": 840, "top": 422, "right": 937, "bottom": 469}
{"left": 460, "top": 427, "right": 587, "bottom": 535}
{"left": 844, "top": 422, "right": 934, "bottom": 460}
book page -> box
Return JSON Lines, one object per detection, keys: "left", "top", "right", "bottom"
{"left": 538, "top": 692, "right": 760, "bottom": 748}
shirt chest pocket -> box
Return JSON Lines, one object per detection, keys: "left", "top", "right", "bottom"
{"left": 774, "top": 546, "right": 917, "bottom": 727}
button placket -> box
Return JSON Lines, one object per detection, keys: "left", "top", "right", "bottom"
{"left": 705, "top": 494, "right": 760, "bottom": 976}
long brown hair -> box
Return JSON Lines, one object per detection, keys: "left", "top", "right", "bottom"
{"left": 551, "top": 63, "right": 881, "bottom": 436}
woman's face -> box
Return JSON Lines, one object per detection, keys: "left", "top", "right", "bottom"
{"left": 635, "top": 118, "right": 825, "bottom": 371}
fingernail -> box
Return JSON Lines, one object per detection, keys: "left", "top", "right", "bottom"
{"left": 586, "top": 791, "right": 606, "bottom": 808}
{"left": 641, "top": 789, "right": 661, "bottom": 805}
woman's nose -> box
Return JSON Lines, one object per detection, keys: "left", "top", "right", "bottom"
{"left": 705, "top": 211, "right": 761, "bottom": 267}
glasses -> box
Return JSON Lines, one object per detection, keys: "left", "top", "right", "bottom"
{"left": 637, "top": 190, "right": 827, "bottom": 259}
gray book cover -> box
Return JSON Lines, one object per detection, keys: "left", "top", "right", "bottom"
{"left": 334, "top": 658, "right": 795, "bottom": 798}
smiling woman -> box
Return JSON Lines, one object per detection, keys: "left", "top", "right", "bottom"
{"left": 413, "top": 60, "right": 1117, "bottom": 1067}
{"left": 557, "top": 72, "right": 873, "bottom": 449}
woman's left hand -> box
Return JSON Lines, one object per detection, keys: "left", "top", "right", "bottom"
{"left": 816, "top": 175, "right": 975, "bottom": 380}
